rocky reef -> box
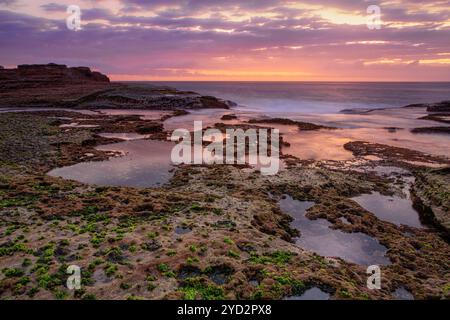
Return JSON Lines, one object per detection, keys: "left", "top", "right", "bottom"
{"left": 411, "top": 127, "right": 450, "bottom": 134}
{"left": 341, "top": 100, "right": 450, "bottom": 115}
{"left": 0, "top": 67, "right": 449, "bottom": 300}
{"left": 401, "top": 101, "right": 450, "bottom": 112}
{"left": 0, "top": 107, "right": 448, "bottom": 300}
{"left": 411, "top": 167, "right": 450, "bottom": 239}
{"left": 72, "top": 87, "right": 230, "bottom": 110}
{"left": 412, "top": 101, "right": 450, "bottom": 134}
{"left": 344, "top": 141, "right": 450, "bottom": 166}
{"left": 425, "top": 101, "right": 450, "bottom": 113}
{"left": 0, "top": 64, "right": 230, "bottom": 110}
{"left": 248, "top": 117, "right": 333, "bottom": 130}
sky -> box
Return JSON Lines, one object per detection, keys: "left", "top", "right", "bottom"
{"left": 0, "top": 0, "right": 449, "bottom": 81}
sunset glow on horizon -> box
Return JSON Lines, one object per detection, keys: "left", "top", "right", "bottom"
{"left": 1, "top": 0, "right": 450, "bottom": 81}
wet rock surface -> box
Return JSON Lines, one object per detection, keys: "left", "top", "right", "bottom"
{"left": 0, "top": 99, "right": 449, "bottom": 300}
{"left": 220, "top": 114, "right": 238, "bottom": 120}
{"left": 419, "top": 113, "right": 450, "bottom": 124}
{"left": 425, "top": 101, "right": 450, "bottom": 113}
{"left": 75, "top": 87, "right": 230, "bottom": 110}
{"left": 344, "top": 141, "right": 450, "bottom": 166}
{"left": 411, "top": 167, "right": 450, "bottom": 238}
{"left": 248, "top": 117, "right": 333, "bottom": 130}
{"left": 411, "top": 126, "right": 450, "bottom": 135}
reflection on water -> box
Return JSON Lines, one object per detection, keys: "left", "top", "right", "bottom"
{"left": 330, "top": 127, "right": 450, "bottom": 158}
{"left": 48, "top": 140, "right": 176, "bottom": 188}
{"left": 175, "top": 226, "right": 192, "bottom": 235}
{"left": 277, "top": 107, "right": 436, "bottom": 129}
{"left": 98, "top": 132, "right": 150, "bottom": 140}
{"left": 241, "top": 106, "right": 450, "bottom": 159}
{"left": 151, "top": 82, "right": 450, "bottom": 114}
{"left": 96, "top": 109, "right": 172, "bottom": 120}
{"left": 3, "top": 104, "right": 448, "bottom": 160}
{"left": 163, "top": 109, "right": 243, "bottom": 131}
{"left": 257, "top": 122, "right": 450, "bottom": 160}
{"left": 368, "top": 166, "right": 409, "bottom": 177}
{"left": 250, "top": 123, "right": 354, "bottom": 160}
{"left": 352, "top": 172, "right": 424, "bottom": 228}
{"left": 60, "top": 122, "right": 99, "bottom": 128}
{"left": 0, "top": 107, "right": 98, "bottom": 115}
{"left": 279, "top": 195, "right": 390, "bottom": 266}
{"left": 393, "top": 287, "right": 414, "bottom": 300}
{"left": 277, "top": 126, "right": 354, "bottom": 160}
{"left": 353, "top": 191, "right": 423, "bottom": 228}
{"left": 284, "top": 287, "right": 330, "bottom": 300}
{"left": 48, "top": 133, "right": 282, "bottom": 187}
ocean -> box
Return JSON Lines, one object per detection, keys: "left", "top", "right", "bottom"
{"left": 148, "top": 81, "right": 450, "bottom": 114}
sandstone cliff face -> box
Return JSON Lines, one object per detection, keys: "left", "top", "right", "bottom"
{"left": 0, "top": 63, "right": 109, "bottom": 90}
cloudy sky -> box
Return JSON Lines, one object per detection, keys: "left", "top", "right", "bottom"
{"left": 1, "top": 0, "right": 449, "bottom": 81}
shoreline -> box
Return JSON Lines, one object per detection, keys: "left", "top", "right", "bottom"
{"left": 0, "top": 68, "right": 449, "bottom": 300}
{"left": 0, "top": 107, "right": 449, "bottom": 300}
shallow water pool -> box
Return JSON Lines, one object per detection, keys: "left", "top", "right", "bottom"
{"left": 48, "top": 139, "right": 176, "bottom": 188}
{"left": 279, "top": 195, "right": 391, "bottom": 266}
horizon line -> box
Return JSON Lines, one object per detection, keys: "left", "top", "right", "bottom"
{"left": 114, "top": 80, "right": 450, "bottom": 83}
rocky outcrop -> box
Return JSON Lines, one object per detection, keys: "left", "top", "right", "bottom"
{"left": 411, "top": 127, "right": 450, "bottom": 134}
{"left": 248, "top": 117, "right": 333, "bottom": 130}
{"left": 426, "top": 101, "right": 450, "bottom": 113}
{"left": 341, "top": 101, "right": 450, "bottom": 115}
{"left": 344, "top": 141, "right": 450, "bottom": 166}
{"left": 0, "top": 64, "right": 231, "bottom": 110}
{"left": 339, "top": 108, "right": 373, "bottom": 114}
{"left": 73, "top": 87, "right": 230, "bottom": 110}
{"left": 411, "top": 168, "right": 450, "bottom": 239}
{"left": 221, "top": 114, "right": 238, "bottom": 120}
{"left": 402, "top": 103, "right": 429, "bottom": 108}
{"left": 419, "top": 113, "right": 450, "bottom": 124}
{"left": 0, "top": 63, "right": 109, "bottom": 89}
{"left": 401, "top": 101, "right": 450, "bottom": 112}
